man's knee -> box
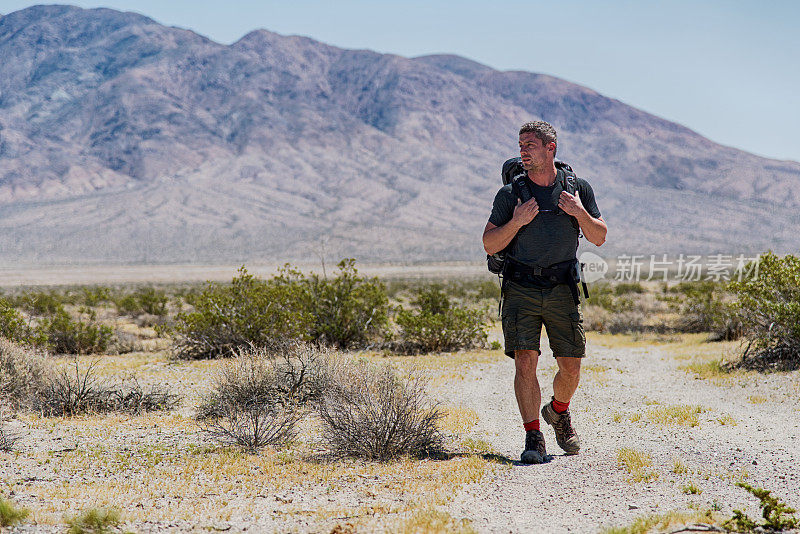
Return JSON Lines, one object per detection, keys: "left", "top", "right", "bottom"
{"left": 515, "top": 350, "right": 540, "bottom": 379}
{"left": 556, "top": 356, "right": 582, "bottom": 379}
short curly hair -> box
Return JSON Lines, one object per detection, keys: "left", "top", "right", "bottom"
{"left": 519, "top": 121, "right": 557, "bottom": 155}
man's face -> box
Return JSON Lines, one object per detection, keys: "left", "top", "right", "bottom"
{"left": 519, "top": 132, "right": 554, "bottom": 172}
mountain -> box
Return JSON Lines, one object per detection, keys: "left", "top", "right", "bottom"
{"left": 1, "top": 5, "right": 798, "bottom": 266}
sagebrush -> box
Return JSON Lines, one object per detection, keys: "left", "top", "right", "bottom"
{"left": 197, "top": 344, "right": 329, "bottom": 450}
{"left": 317, "top": 360, "right": 444, "bottom": 460}
{"left": 0, "top": 337, "right": 51, "bottom": 412}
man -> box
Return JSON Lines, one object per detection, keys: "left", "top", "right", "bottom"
{"left": 482, "top": 121, "right": 607, "bottom": 464}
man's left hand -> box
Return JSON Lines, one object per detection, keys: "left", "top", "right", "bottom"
{"left": 558, "top": 191, "right": 585, "bottom": 217}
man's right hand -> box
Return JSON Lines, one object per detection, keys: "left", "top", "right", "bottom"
{"left": 512, "top": 198, "right": 539, "bottom": 227}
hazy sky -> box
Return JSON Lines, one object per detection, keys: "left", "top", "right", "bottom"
{"left": 2, "top": 0, "right": 799, "bottom": 162}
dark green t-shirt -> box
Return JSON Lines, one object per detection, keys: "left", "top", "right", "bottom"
{"left": 488, "top": 169, "right": 601, "bottom": 268}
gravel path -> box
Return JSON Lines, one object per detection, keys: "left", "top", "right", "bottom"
{"left": 439, "top": 339, "right": 800, "bottom": 533}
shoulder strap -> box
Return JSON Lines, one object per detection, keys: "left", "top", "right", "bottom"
{"left": 556, "top": 169, "right": 580, "bottom": 231}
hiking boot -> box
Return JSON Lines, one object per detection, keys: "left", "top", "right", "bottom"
{"left": 541, "top": 398, "right": 581, "bottom": 454}
{"left": 520, "top": 429, "right": 549, "bottom": 464}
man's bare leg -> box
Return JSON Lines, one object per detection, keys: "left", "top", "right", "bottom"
{"left": 514, "top": 349, "right": 541, "bottom": 422}
{"left": 553, "top": 356, "right": 581, "bottom": 403}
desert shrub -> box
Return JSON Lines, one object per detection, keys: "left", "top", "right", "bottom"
{"left": 0, "top": 398, "right": 18, "bottom": 451}
{"left": 196, "top": 346, "right": 323, "bottom": 450}
{"left": 728, "top": 252, "right": 800, "bottom": 370}
{"left": 109, "top": 330, "right": 143, "bottom": 354}
{"left": 17, "top": 290, "right": 66, "bottom": 315}
{"left": 294, "top": 259, "right": 390, "bottom": 348}
{"left": 0, "top": 496, "right": 30, "bottom": 527}
{"left": 39, "top": 360, "right": 179, "bottom": 417}
{"left": 317, "top": 360, "right": 444, "bottom": 460}
{"left": 114, "top": 287, "right": 168, "bottom": 317}
{"left": 604, "top": 310, "right": 648, "bottom": 334}
{"left": 586, "top": 283, "right": 637, "bottom": 313}
{"left": 39, "top": 359, "right": 105, "bottom": 416}
{"left": 168, "top": 267, "right": 313, "bottom": 359}
{"left": 197, "top": 344, "right": 329, "bottom": 420}
{"left": 0, "top": 298, "right": 47, "bottom": 347}
{"left": 80, "top": 286, "right": 113, "bottom": 307}
{"left": 37, "top": 306, "right": 113, "bottom": 355}
{"left": 395, "top": 286, "right": 488, "bottom": 353}
{"left": 582, "top": 305, "right": 611, "bottom": 332}
{"left": 662, "top": 281, "right": 741, "bottom": 339}
{"left": 0, "top": 426, "right": 17, "bottom": 452}
{"left": 614, "top": 282, "right": 646, "bottom": 295}
{"left": 724, "top": 482, "right": 798, "bottom": 532}
{"left": 0, "top": 338, "right": 52, "bottom": 412}
{"left": 66, "top": 507, "right": 121, "bottom": 534}
{"left": 99, "top": 376, "right": 180, "bottom": 414}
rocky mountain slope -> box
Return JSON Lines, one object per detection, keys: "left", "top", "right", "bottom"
{"left": 1, "top": 5, "right": 798, "bottom": 265}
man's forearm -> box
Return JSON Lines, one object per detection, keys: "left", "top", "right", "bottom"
{"left": 575, "top": 210, "right": 607, "bottom": 246}
{"left": 483, "top": 220, "right": 523, "bottom": 255}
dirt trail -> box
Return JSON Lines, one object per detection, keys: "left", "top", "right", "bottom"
{"left": 438, "top": 339, "right": 800, "bottom": 533}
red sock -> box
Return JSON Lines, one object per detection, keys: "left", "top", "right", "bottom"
{"left": 523, "top": 419, "right": 540, "bottom": 432}
{"left": 552, "top": 398, "right": 570, "bottom": 413}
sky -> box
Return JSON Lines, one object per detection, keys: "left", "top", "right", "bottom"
{"left": 2, "top": 0, "right": 799, "bottom": 162}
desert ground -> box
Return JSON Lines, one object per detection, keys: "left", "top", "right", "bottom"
{"left": 3, "top": 323, "right": 799, "bottom": 533}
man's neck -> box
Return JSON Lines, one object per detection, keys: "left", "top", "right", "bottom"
{"left": 527, "top": 164, "right": 558, "bottom": 187}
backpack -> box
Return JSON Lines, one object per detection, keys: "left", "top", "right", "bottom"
{"left": 487, "top": 158, "right": 580, "bottom": 275}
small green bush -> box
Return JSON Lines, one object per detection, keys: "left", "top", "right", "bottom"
{"left": 0, "top": 298, "right": 47, "bottom": 347}
{"left": 586, "top": 283, "right": 635, "bottom": 313}
{"left": 169, "top": 261, "right": 388, "bottom": 358}
{"left": 66, "top": 507, "right": 121, "bottom": 534}
{"left": 80, "top": 286, "right": 113, "bottom": 307}
{"left": 728, "top": 252, "right": 800, "bottom": 369}
{"left": 38, "top": 306, "right": 113, "bottom": 355}
{"left": 664, "top": 281, "right": 741, "bottom": 339}
{"left": 396, "top": 286, "right": 488, "bottom": 353}
{"left": 614, "top": 282, "right": 646, "bottom": 295}
{"left": 115, "top": 287, "right": 168, "bottom": 317}
{"left": 294, "top": 259, "right": 389, "bottom": 348}
{"left": 0, "top": 496, "right": 30, "bottom": 527}
{"left": 17, "top": 290, "right": 66, "bottom": 315}
{"left": 168, "top": 267, "right": 313, "bottom": 359}
{"left": 724, "top": 482, "right": 798, "bottom": 532}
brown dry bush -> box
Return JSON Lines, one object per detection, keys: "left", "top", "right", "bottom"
{"left": 0, "top": 399, "right": 17, "bottom": 451}
{"left": 0, "top": 338, "right": 51, "bottom": 413}
{"left": 197, "top": 344, "right": 329, "bottom": 451}
{"left": 317, "top": 360, "right": 444, "bottom": 461}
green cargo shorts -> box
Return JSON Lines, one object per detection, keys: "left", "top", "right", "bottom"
{"left": 501, "top": 281, "right": 585, "bottom": 359}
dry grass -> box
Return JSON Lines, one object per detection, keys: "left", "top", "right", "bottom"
{"left": 672, "top": 458, "right": 688, "bottom": 475}
{"left": 748, "top": 395, "right": 768, "bottom": 404}
{"left": 681, "top": 482, "right": 702, "bottom": 494}
{"left": 15, "top": 443, "right": 491, "bottom": 527}
{"left": 646, "top": 404, "right": 706, "bottom": 427}
{"left": 460, "top": 438, "right": 496, "bottom": 454}
{"left": 440, "top": 406, "right": 479, "bottom": 435}
{"left": 616, "top": 448, "right": 658, "bottom": 483}
{"left": 717, "top": 414, "right": 737, "bottom": 426}
{"left": 601, "top": 508, "right": 724, "bottom": 534}
{"left": 401, "top": 508, "right": 477, "bottom": 534}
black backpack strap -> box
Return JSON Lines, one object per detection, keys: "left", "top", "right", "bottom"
{"left": 555, "top": 170, "right": 580, "bottom": 231}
